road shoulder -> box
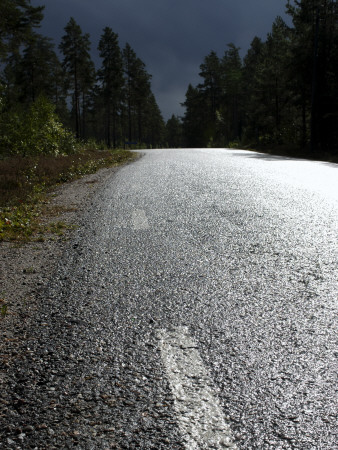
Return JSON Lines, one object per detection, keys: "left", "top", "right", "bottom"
{"left": 0, "top": 165, "right": 121, "bottom": 370}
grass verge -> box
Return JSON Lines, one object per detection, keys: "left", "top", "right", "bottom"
{"left": 0, "top": 149, "right": 137, "bottom": 241}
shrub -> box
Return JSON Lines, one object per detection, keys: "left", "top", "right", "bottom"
{"left": 0, "top": 96, "right": 76, "bottom": 157}
{"left": 228, "top": 140, "right": 240, "bottom": 149}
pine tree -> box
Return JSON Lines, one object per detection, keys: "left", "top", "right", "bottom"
{"left": 182, "top": 84, "right": 207, "bottom": 147}
{"left": 198, "top": 51, "right": 223, "bottom": 123}
{"left": 98, "top": 28, "right": 124, "bottom": 148}
{"left": 16, "top": 34, "right": 64, "bottom": 105}
{"left": 0, "top": 0, "right": 44, "bottom": 60}
{"left": 59, "top": 18, "right": 94, "bottom": 139}
{"left": 1, "top": 51, "right": 22, "bottom": 108}
{"left": 166, "top": 115, "right": 183, "bottom": 147}
{"left": 134, "top": 58, "right": 152, "bottom": 143}
{"left": 221, "top": 43, "right": 243, "bottom": 143}
{"left": 123, "top": 43, "right": 138, "bottom": 143}
{"left": 79, "top": 57, "right": 95, "bottom": 140}
{"left": 142, "top": 93, "right": 165, "bottom": 148}
{"left": 242, "top": 36, "right": 265, "bottom": 144}
{"left": 122, "top": 43, "right": 152, "bottom": 144}
{"left": 241, "top": 18, "right": 294, "bottom": 147}
{"left": 287, "top": 0, "right": 338, "bottom": 153}
{"left": 183, "top": 45, "right": 244, "bottom": 147}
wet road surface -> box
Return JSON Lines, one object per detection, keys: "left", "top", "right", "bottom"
{"left": 3, "top": 148, "right": 337, "bottom": 448}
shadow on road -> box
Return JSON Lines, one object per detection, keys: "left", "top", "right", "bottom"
{"left": 229, "top": 149, "right": 338, "bottom": 167}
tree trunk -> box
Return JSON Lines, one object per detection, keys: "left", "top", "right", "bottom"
{"left": 107, "top": 101, "right": 111, "bottom": 148}
{"left": 310, "top": 7, "right": 320, "bottom": 153}
{"left": 112, "top": 103, "right": 116, "bottom": 149}
{"left": 74, "top": 61, "right": 80, "bottom": 139}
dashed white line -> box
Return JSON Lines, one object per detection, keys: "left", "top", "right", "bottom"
{"left": 131, "top": 209, "right": 149, "bottom": 230}
{"left": 157, "top": 326, "right": 237, "bottom": 449}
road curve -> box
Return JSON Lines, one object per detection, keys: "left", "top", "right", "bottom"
{"left": 2, "top": 148, "right": 337, "bottom": 449}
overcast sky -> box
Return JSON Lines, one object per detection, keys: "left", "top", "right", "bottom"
{"left": 31, "top": 0, "right": 290, "bottom": 120}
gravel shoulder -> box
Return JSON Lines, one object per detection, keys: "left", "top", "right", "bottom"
{"left": 0, "top": 165, "right": 123, "bottom": 381}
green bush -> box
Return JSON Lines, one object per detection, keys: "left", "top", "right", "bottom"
{"left": 0, "top": 97, "right": 76, "bottom": 157}
{"left": 77, "top": 138, "right": 109, "bottom": 152}
{"left": 227, "top": 140, "right": 240, "bottom": 149}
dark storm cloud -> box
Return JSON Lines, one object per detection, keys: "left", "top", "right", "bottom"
{"left": 32, "top": 0, "right": 289, "bottom": 119}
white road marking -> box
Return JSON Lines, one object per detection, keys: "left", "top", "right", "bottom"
{"left": 131, "top": 209, "right": 149, "bottom": 230}
{"left": 157, "top": 326, "right": 237, "bottom": 449}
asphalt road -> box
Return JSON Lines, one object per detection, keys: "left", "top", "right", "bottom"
{"left": 4, "top": 148, "right": 338, "bottom": 449}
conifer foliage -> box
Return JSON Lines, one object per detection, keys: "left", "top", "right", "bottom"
{"left": 0, "top": 1, "right": 165, "bottom": 156}
{"left": 59, "top": 18, "right": 94, "bottom": 140}
{"left": 97, "top": 28, "right": 124, "bottom": 148}
{"left": 182, "top": 0, "right": 338, "bottom": 157}
{"left": 0, "top": 0, "right": 44, "bottom": 59}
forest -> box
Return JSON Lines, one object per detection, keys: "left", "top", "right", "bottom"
{"left": 170, "top": 0, "right": 337, "bottom": 159}
{"left": 0, "top": 0, "right": 166, "bottom": 157}
{"left": 0, "top": 0, "right": 337, "bottom": 160}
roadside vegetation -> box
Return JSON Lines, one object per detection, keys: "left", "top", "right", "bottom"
{"left": 0, "top": 89, "right": 137, "bottom": 240}
{"left": 0, "top": 1, "right": 167, "bottom": 149}
{"left": 0, "top": 147, "right": 136, "bottom": 241}
{"left": 0, "top": 1, "right": 154, "bottom": 241}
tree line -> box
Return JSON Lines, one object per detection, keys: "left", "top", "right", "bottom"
{"left": 0, "top": 0, "right": 166, "bottom": 156}
{"left": 172, "top": 0, "right": 338, "bottom": 157}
